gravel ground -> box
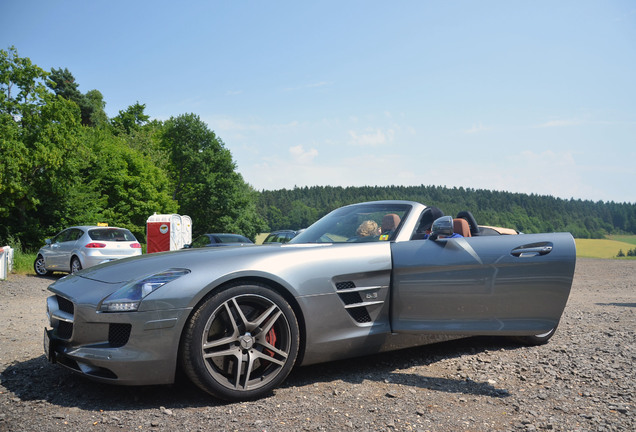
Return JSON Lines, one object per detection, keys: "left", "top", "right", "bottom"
{"left": 0, "top": 258, "right": 634, "bottom": 431}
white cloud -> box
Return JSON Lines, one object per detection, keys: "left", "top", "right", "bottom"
{"left": 348, "top": 128, "right": 393, "bottom": 147}
{"left": 289, "top": 145, "right": 318, "bottom": 164}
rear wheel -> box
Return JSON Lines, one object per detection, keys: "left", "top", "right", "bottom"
{"left": 33, "top": 255, "right": 51, "bottom": 276}
{"left": 70, "top": 257, "right": 82, "bottom": 274}
{"left": 180, "top": 282, "right": 300, "bottom": 401}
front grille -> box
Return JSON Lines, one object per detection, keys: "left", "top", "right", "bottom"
{"left": 53, "top": 295, "right": 74, "bottom": 339}
{"left": 57, "top": 321, "right": 73, "bottom": 339}
{"left": 109, "top": 323, "right": 131, "bottom": 347}
{"left": 56, "top": 295, "right": 74, "bottom": 314}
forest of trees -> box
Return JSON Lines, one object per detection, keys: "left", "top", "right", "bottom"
{"left": 1, "top": 46, "right": 635, "bottom": 251}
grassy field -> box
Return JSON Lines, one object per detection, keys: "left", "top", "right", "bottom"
{"left": 605, "top": 235, "right": 636, "bottom": 247}
{"left": 575, "top": 237, "right": 636, "bottom": 259}
{"left": 255, "top": 233, "right": 268, "bottom": 245}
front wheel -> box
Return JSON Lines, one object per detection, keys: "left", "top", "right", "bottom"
{"left": 180, "top": 282, "right": 300, "bottom": 401}
{"left": 34, "top": 255, "right": 51, "bottom": 276}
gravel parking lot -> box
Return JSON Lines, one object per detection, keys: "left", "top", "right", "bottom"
{"left": 0, "top": 258, "right": 634, "bottom": 431}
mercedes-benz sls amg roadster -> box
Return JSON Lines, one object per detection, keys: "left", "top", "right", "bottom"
{"left": 44, "top": 200, "right": 576, "bottom": 401}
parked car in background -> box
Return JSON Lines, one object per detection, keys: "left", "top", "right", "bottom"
{"left": 34, "top": 226, "right": 141, "bottom": 276}
{"left": 184, "top": 234, "right": 253, "bottom": 248}
{"left": 262, "top": 230, "right": 298, "bottom": 244}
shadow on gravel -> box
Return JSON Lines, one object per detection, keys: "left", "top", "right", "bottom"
{"left": 1, "top": 356, "right": 225, "bottom": 411}
{"left": 2, "top": 336, "right": 516, "bottom": 410}
{"left": 283, "top": 335, "right": 516, "bottom": 398}
{"left": 596, "top": 302, "right": 636, "bottom": 308}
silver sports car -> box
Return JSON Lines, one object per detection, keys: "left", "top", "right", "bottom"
{"left": 44, "top": 201, "right": 576, "bottom": 401}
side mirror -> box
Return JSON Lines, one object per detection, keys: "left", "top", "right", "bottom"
{"left": 429, "top": 216, "right": 454, "bottom": 240}
{"left": 45, "top": 238, "right": 52, "bottom": 245}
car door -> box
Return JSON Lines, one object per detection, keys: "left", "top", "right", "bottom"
{"left": 45, "top": 230, "right": 71, "bottom": 269}
{"left": 390, "top": 232, "right": 576, "bottom": 335}
{"left": 49, "top": 229, "right": 82, "bottom": 270}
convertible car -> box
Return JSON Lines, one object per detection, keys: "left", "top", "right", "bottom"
{"left": 44, "top": 200, "right": 576, "bottom": 401}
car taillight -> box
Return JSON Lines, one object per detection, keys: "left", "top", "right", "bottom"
{"left": 85, "top": 242, "right": 107, "bottom": 248}
{"left": 130, "top": 243, "right": 141, "bottom": 248}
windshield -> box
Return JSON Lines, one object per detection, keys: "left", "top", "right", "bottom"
{"left": 290, "top": 203, "right": 411, "bottom": 243}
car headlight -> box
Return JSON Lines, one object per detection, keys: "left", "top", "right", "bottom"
{"left": 98, "top": 269, "right": 190, "bottom": 312}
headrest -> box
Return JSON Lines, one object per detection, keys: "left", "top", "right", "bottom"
{"left": 381, "top": 213, "right": 401, "bottom": 232}
{"left": 418, "top": 206, "right": 444, "bottom": 232}
{"left": 453, "top": 218, "right": 471, "bottom": 237}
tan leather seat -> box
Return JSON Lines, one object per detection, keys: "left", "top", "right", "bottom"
{"left": 381, "top": 213, "right": 401, "bottom": 233}
{"left": 453, "top": 218, "right": 471, "bottom": 237}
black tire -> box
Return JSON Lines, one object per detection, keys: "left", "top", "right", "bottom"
{"left": 33, "top": 255, "right": 51, "bottom": 276}
{"left": 180, "top": 282, "right": 300, "bottom": 401}
{"left": 511, "top": 326, "right": 557, "bottom": 346}
{"left": 70, "top": 257, "right": 82, "bottom": 274}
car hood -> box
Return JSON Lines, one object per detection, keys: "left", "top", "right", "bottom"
{"left": 48, "top": 245, "right": 286, "bottom": 303}
{"left": 47, "top": 241, "right": 391, "bottom": 308}
{"left": 76, "top": 245, "right": 282, "bottom": 284}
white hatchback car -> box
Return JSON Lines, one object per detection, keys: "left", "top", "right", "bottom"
{"left": 34, "top": 226, "right": 142, "bottom": 276}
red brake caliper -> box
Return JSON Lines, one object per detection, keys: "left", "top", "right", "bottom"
{"left": 264, "top": 328, "right": 277, "bottom": 357}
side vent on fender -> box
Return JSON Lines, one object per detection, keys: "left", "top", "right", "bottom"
{"left": 335, "top": 281, "right": 388, "bottom": 324}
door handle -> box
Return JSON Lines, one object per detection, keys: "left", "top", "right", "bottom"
{"left": 511, "top": 243, "right": 553, "bottom": 257}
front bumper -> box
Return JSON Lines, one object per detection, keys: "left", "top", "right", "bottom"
{"left": 45, "top": 294, "right": 191, "bottom": 385}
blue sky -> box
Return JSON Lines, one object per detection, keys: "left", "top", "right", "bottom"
{"left": 3, "top": 1, "right": 635, "bottom": 203}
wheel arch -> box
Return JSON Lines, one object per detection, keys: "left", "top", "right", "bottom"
{"left": 70, "top": 251, "right": 85, "bottom": 266}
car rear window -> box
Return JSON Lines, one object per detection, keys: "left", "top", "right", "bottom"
{"left": 217, "top": 235, "right": 250, "bottom": 243}
{"left": 88, "top": 228, "right": 136, "bottom": 242}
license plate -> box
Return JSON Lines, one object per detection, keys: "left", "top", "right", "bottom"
{"left": 43, "top": 328, "right": 55, "bottom": 363}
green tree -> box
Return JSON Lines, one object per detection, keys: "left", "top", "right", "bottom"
{"left": 0, "top": 47, "right": 84, "bottom": 246}
{"left": 47, "top": 68, "right": 108, "bottom": 127}
{"left": 47, "top": 67, "right": 81, "bottom": 101}
{"left": 81, "top": 89, "right": 108, "bottom": 127}
{"left": 0, "top": 46, "right": 49, "bottom": 116}
{"left": 111, "top": 101, "right": 150, "bottom": 135}
{"left": 160, "top": 113, "right": 266, "bottom": 239}
{"left": 288, "top": 200, "right": 319, "bottom": 229}
{"left": 120, "top": 118, "right": 169, "bottom": 171}
{"left": 82, "top": 128, "right": 177, "bottom": 240}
